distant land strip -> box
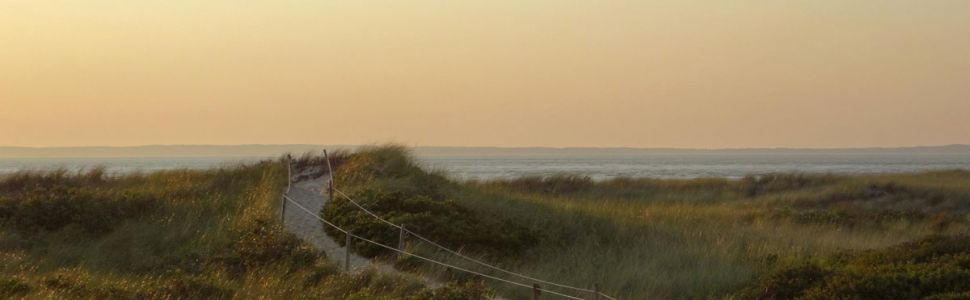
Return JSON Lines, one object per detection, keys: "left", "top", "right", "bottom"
{"left": 1, "top": 144, "right": 969, "bottom": 158}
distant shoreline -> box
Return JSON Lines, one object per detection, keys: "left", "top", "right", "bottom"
{"left": 2, "top": 144, "right": 969, "bottom": 158}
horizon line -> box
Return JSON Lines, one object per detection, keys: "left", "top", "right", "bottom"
{"left": 2, "top": 143, "right": 969, "bottom": 151}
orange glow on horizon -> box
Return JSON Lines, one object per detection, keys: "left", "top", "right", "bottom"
{"left": 2, "top": 1, "right": 969, "bottom": 148}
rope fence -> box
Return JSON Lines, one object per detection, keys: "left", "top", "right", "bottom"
{"left": 282, "top": 194, "right": 586, "bottom": 300}
{"left": 331, "top": 187, "right": 616, "bottom": 300}
{"left": 280, "top": 151, "right": 617, "bottom": 300}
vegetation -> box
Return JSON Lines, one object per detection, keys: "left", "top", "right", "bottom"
{"left": 323, "top": 145, "right": 970, "bottom": 299}
{"left": 322, "top": 145, "right": 536, "bottom": 258}
{"left": 3, "top": 146, "right": 968, "bottom": 299}
{"left": 0, "top": 161, "right": 483, "bottom": 299}
{"left": 739, "top": 235, "right": 970, "bottom": 299}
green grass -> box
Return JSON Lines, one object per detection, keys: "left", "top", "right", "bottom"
{"left": 3, "top": 147, "right": 968, "bottom": 299}
{"left": 468, "top": 173, "right": 970, "bottom": 298}
{"left": 323, "top": 145, "right": 970, "bottom": 299}
{"left": 737, "top": 235, "right": 970, "bottom": 299}
{"left": 322, "top": 145, "right": 536, "bottom": 259}
{"left": 0, "top": 160, "right": 488, "bottom": 299}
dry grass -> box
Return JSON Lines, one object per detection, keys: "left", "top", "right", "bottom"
{"left": 0, "top": 159, "right": 486, "bottom": 299}
{"left": 324, "top": 145, "right": 970, "bottom": 299}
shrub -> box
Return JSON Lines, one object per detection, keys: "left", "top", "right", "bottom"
{"left": 321, "top": 146, "right": 536, "bottom": 258}
{"left": 0, "top": 187, "right": 157, "bottom": 234}
{"left": 39, "top": 272, "right": 140, "bottom": 299}
{"left": 739, "top": 235, "right": 970, "bottom": 299}
{"left": 214, "top": 219, "right": 321, "bottom": 275}
{"left": 493, "top": 175, "right": 596, "bottom": 195}
{"left": 740, "top": 174, "right": 839, "bottom": 197}
{"left": 156, "top": 271, "right": 233, "bottom": 299}
{"left": 0, "top": 167, "right": 115, "bottom": 193}
{"left": 737, "top": 263, "right": 833, "bottom": 299}
{"left": 0, "top": 277, "right": 31, "bottom": 298}
{"left": 324, "top": 187, "right": 535, "bottom": 257}
{"left": 409, "top": 280, "right": 492, "bottom": 300}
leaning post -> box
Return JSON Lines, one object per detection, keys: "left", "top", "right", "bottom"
{"left": 397, "top": 224, "right": 407, "bottom": 260}
{"left": 323, "top": 149, "right": 334, "bottom": 199}
{"left": 281, "top": 154, "right": 291, "bottom": 223}
{"left": 285, "top": 154, "right": 292, "bottom": 192}
{"left": 344, "top": 231, "right": 352, "bottom": 272}
{"left": 280, "top": 194, "right": 286, "bottom": 222}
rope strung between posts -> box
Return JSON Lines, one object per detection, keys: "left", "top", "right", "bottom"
{"left": 334, "top": 189, "right": 401, "bottom": 229}
{"left": 283, "top": 194, "right": 346, "bottom": 234}
{"left": 318, "top": 150, "right": 616, "bottom": 300}
{"left": 281, "top": 194, "right": 584, "bottom": 300}
{"left": 331, "top": 187, "right": 617, "bottom": 300}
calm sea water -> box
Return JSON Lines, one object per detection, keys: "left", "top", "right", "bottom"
{"left": 419, "top": 153, "right": 970, "bottom": 180}
{"left": 3, "top": 152, "right": 970, "bottom": 180}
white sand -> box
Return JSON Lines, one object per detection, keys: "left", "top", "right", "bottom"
{"left": 282, "top": 167, "right": 442, "bottom": 288}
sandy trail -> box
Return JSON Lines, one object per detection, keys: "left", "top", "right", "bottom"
{"left": 282, "top": 167, "right": 441, "bottom": 287}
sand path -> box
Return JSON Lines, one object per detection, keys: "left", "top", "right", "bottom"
{"left": 282, "top": 167, "right": 442, "bottom": 287}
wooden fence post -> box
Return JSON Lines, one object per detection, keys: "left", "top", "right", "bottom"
{"left": 344, "top": 231, "right": 352, "bottom": 272}
{"left": 285, "top": 154, "right": 292, "bottom": 191}
{"left": 323, "top": 149, "right": 335, "bottom": 199}
{"left": 397, "top": 224, "right": 406, "bottom": 260}
{"left": 594, "top": 284, "right": 601, "bottom": 300}
{"left": 533, "top": 284, "right": 542, "bottom": 300}
{"left": 280, "top": 194, "right": 286, "bottom": 222}
{"left": 281, "top": 154, "right": 292, "bottom": 223}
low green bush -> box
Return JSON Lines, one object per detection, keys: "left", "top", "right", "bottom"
{"left": 324, "top": 187, "right": 535, "bottom": 257}
{"left": 492, "top": 175, "right": 596, "bottom": 195}
{"left": 738, "top": 235, "right": 970, "bottom": 299}
{"left": 322, "top": 145, "right": 537, "bottom": 259}
{"left": 0, "top": 187, "right": 157, "bottom": 234}
{"left": 0, "top": 277, "right": 31, "bottom": 298}
{"left": 740, "top": 174, "right": 840, "bottom": 197}
{"left": 157, "top": 272, "right": 233, "bottom": 300}
{"left": 409, "top": 281, "right": 492, "bottom": 300}
{"left": 213, "top": 218, "right": 321, "bottom": 276}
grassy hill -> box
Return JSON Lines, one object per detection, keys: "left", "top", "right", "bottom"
{"left": 0, "top": 161, "right": 483, "bottom": 299}
{"left": 2, "top": 145, "right": 968, "bottom": 299}
{"left": 323, "top": 145, "right": 970, "bottom": 299}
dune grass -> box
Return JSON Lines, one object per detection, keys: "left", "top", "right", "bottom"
{"left": 323, "top": 145, "right": 970, "bottom": 299}
{"left": 0, "top": 160, "right": 486, "bottom": 299}
{"left": 466, "top": 173, "right": 970, "bottom": 298}
{"left": 3, "top": 147, "right": 967, "bottom": 299}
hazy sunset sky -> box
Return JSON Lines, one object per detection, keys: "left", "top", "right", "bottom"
{"left": 2, "top": 1, "right": 969, "bottom": 148}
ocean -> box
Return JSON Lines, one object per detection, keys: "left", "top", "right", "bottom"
{"left": 3, "top": 146, "right": 970, "bottom": 180}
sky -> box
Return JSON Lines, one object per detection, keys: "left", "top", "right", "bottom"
{"left": 2, "top": 1, "right": 969, "bottom": 148}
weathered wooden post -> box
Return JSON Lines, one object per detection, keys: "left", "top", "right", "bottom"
{"left": 281, "top": 154, "right": 291, "bottom": 223}
{"left": 280, "top": 194, "right": 286, "bottom": 222}
{"left": 594, "top": 284, "right": 601, "bottom": 300}
{"left": 285, "top": 154, "right": 292, "bottom": 191}
{"left": 344, "top": 231, "right": 352, "bottom": 272}
{"left": 532, "top": 284, "right": 542, "bottom": 300}
{"left": 323, "top": 149, "right": 334, "bottom": 199}
{"left": 397, "top": 224, "right": 406, "bottom": 260}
